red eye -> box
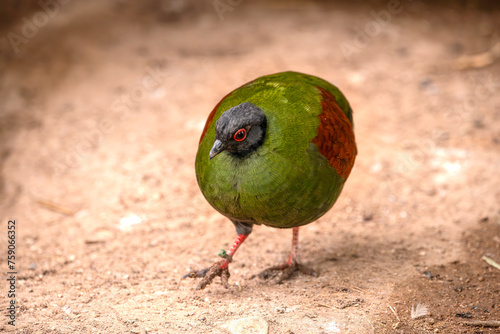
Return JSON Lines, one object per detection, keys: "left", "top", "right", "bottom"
{"left": 233, "top": 128, "right": 247, "bottom": 142}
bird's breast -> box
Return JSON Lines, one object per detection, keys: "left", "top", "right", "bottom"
{"left": 197, "top": 147, "right": 344, "bottom": 228}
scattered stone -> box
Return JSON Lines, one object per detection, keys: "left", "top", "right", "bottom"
{"left": 275, "top": 306, "right": 286, "bottom": 314}
{"left": 85, "top": 230, "right": 113, "bottom": 244}
{"left": 118, "top": 214, "right": 142, "bottom": 231}
{"left": 423, "top": 271, "right": 435, "bottom": 279}
{"left": 225, "top": 316, "right": 269, "bottom": 334}
{"left": 362, "top": 210, "right": 373, "bottom": 222}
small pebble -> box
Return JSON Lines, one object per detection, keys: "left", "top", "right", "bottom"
{"left": 225, "top": 316, "right": 269, "bottom": 334}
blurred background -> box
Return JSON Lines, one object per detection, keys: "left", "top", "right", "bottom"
{"left": 1, "top": 0, "right": 499, "bottom": 333}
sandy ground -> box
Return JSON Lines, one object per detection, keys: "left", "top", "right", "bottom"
{"left": 1, "top": 0, "right": 500, "bottom": 333}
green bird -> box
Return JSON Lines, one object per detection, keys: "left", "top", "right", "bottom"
{"left": 185, "top": 71, "right": 357, "bottom": 290}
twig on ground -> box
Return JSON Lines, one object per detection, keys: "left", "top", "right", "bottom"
{"left": 37, "top": 199, "right": 75, "bottom": 216}
{"left": 482, "top": 255, "right": 500, "bottom": 271}
{"left": 388, "top": 304, "right": 401, "bottom": 322}
{"left": 351, "top": 286, "right": 369, "bottom": 294}
{"left": 316, "top": 303, "right": 334, "bottom": 309}
{"left": 365, "top": 315, "right": 375, "bottom": 331}
{"left": 453, "top": 42, "right": 500, "bottom": 70}
{"left": 462, "top": 320, "right": 500, "bottom": 327}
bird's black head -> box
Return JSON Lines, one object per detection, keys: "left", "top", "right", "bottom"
{"left": 209, "top": 102, "right": 267, "bottom": 160}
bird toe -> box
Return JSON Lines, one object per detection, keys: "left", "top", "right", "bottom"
{"left": 182, "top": 267, "right": 210, "bottom": 279}
{"left": 183, "top": 259, "right": 232, "bottom": 290}
{"left": 258, "top": 261, "right": 318, "bottom": 284}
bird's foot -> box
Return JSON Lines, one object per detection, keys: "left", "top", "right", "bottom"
{"left": 258, "top": 260, "right": 318, "bottom": 284}
{"left": 183, "top": 258, "right": 231, "bottom": 290}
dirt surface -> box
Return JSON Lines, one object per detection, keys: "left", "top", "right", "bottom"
{"left": 1, "top": 1, "right": 500, "bottom": 333}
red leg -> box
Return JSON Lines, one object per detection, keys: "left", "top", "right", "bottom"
{"left": 258, "top": 227, "right": 318, "bottom": 283}
{"left": 221, "top": 234, "right": 248, "bottom": 268}
{"left": 184, "top": 234, "right": 248, "bottom": 290}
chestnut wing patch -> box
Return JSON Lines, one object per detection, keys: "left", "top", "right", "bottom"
{"left": 312, "top": 86, "right": 357, "bottom": 179}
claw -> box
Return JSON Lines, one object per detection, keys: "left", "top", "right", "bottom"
{"left": 183, "top": 234, "right": 249, "bottom": 290}
{"left": 184, "top": 259, "right": 232, "bottom": 290}
{"left": 182, "top": 267, "right": 210, "bottom": 279}
{"left": 220, "top": 267, "right": 231, "bottom": 291}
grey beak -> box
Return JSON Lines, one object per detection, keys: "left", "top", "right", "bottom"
{"left": 209, "top": 139, "right": 225, "bottom": 160}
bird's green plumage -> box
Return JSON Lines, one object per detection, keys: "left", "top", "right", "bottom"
{"left": 196, "top": 71, "right": 353, "bottom": 228}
